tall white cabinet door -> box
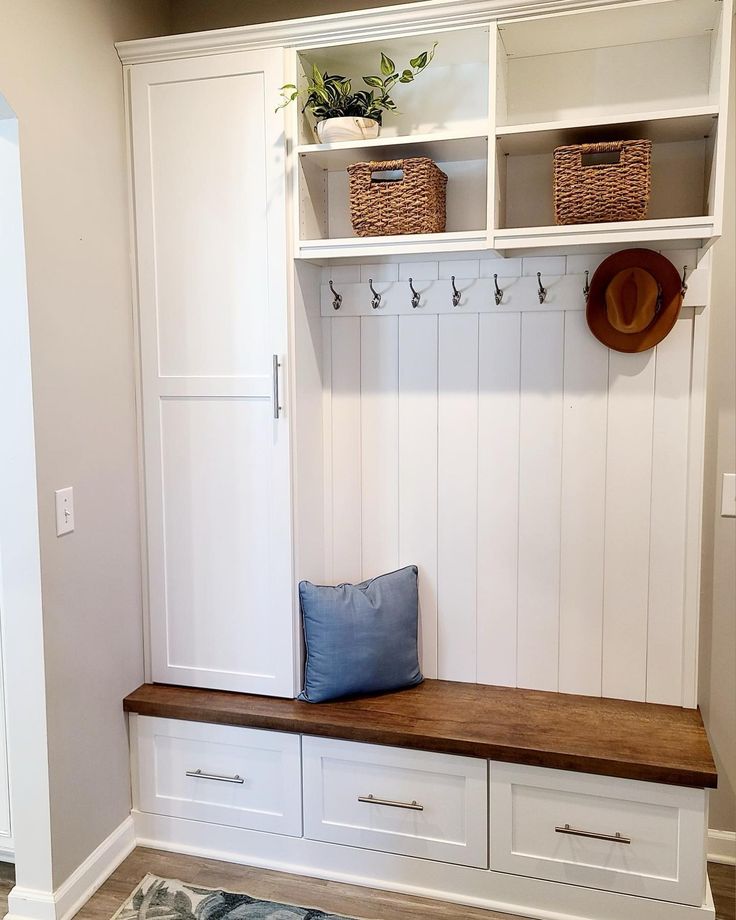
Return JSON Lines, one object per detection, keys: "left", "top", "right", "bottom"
{"left": 129, "top": 50, "right": 295, "bottom": 697}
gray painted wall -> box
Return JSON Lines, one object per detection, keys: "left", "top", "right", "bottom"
{"left": 0, "top": 0, "right": 171, "bottom": 887}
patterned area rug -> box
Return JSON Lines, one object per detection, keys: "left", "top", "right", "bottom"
{"left": 115, "top": 875, "right": 356, "bottom": 920}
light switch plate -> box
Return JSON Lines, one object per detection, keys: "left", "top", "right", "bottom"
{"left": 721, "top": 473, "right": 736, "bottom": 518}
{"left": 55, "top": 487, "right": 74, "bottom": 535}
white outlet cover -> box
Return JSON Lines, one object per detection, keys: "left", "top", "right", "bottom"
{"left": 721, "top": 473, "right": 736, "bottom": 518}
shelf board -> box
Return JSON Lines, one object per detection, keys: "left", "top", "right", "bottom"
{"left": 296, "top": 228, "right": 488, "bottom": 260}
{"left": 297, "top": 130, "right": 489, "bottom": 170}
{"left": 496, "top": 107, "right": 719, "bottom": 156}
{"left": 493, "top": 215, "right": 717, "bottom": 253}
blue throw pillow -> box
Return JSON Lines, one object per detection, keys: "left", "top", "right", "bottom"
{"left": 298, "top": 565, "right": 423, "bottom": 703}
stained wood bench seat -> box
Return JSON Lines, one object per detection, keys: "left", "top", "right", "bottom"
{"left": 124, "top": 678, "right": 717, "bottom": 789}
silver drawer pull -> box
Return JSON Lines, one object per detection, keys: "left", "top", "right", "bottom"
{"left": 358, "top": 793, "right": 424, "bottom": 811}
{"left": 186, "top": 769, "right": 245, "bottom": 784}
{"left": 272, "top": 354, "right": 282, "bottom": 419}
{"left": 555, "top": 823, "right": 631, "bottom": 845}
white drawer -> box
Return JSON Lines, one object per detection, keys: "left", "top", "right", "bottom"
{"left": 133, "top": 716, "right": 302, "bottom": 836}
{"left": 303, "top": 736, "right": 487, "bottom": 867}
{"left": 490, "top": 762, "right": 707, "bottom": 906}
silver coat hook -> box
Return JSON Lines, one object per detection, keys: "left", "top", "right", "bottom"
{"left": 451, "top": 275, "right": 461, "bottom": 308}
{"left": 408, "top": 278, "right": 420, "bottom": 309}
{"left": 681, "top": 265, "right": 689, "bottom": 296}
{"left": 583, "top": 270, "right": 590, "bottom": 299}
{"left": 537, "top": 272, "right": 547, "bottom": 304}
{"left": 329, "top": 279, "right": 342, "bottom": 311}
{"left": 493, "top": 273, "right": 504, "bottom": 306}
{"left": 368, "top": 278, "right": 381, "bottom": 310}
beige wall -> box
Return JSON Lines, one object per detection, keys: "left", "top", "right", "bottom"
{"left": 699, "top": 18, "right": 736, "bottom": 835}
{"left": 0, "top": 0, "right": 171, "bottom": 887}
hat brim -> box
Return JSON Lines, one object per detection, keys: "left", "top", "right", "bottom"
{"left": 586, "top": 249, "right": 683, "bottom": 353}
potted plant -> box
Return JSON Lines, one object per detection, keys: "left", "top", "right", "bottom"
{"left": 278, "top": 45, "right": 437, "bottom": 144}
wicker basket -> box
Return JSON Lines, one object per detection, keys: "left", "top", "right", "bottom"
{"left": 346, "top": 157, "right": 448, "bottom": 237}
{"left": 553, "top": 140, "right": 652, "bottom": 225}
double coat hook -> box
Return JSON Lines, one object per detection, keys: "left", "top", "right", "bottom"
{"left": 537, "top": 272, "right": 547, "bottom": 304}
{"left": 680, "top": 265, "right": 689, "bottom": 296}
{"left": 583, "top": 271, "right": 590, "bottom": 299}
{"left": 329, "top": 280, "right": 342, "bottom": 311}
{"left": 493, "top": 274, "right": 504, "bottom": 306}
{"left": 408, "top": 278, "right": 421, "bottom": 309}
{"left": 451, "top": 276, "right": 461, "bottom": 308}
{"left": 368, "top": 278, "right": 381, "bottom": 310}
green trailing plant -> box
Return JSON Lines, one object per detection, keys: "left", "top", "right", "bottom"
{"left": 277, "top": 45, "right": 437, "bottom": 125}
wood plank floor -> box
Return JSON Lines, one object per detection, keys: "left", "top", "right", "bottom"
{"left": 0, "top": 854, "right": 733, "bottom": 920}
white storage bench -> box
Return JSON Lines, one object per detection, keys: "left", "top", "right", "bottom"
{"left": 126, "top": 679, "right": 717, "bottom": 920}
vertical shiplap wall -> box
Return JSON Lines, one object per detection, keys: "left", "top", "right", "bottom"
{"left": 319, "top": 250, "right": 704, "bottom": 707}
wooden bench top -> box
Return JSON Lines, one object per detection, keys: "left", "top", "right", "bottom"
{"left": 124, "top": 679, "right": 717, "bottom": 789}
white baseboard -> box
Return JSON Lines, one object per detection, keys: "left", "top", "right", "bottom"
{"left": 6, "top": 816, "right": 135, "bottom": 920}
{"left": 134, "top": 810, "right": 715, "bottom": 920}
{"left": 708, "top": 828, "right": 736, "bottom": 866}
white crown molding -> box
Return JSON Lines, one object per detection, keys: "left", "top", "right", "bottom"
{"left": 5, "top": 817, "right": 135, "bottom": 920}
{"left": 115, "top": 0, "right": 639, "bottom": 64}
{"left": 707, "top": 828, "right": 736, "bottom": 866}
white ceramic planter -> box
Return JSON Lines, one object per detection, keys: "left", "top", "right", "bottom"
{"left": 315, "top": 117, "right": 380, "bottom": 144}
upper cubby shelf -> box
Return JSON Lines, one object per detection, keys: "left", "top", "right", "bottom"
{"left": 290, "top": 0, "right": 730, "bottom": 261}
{"left": 490, "top": 0, "right": 729, "bottom": 256}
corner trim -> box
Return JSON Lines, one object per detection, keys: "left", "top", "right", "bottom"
{"left": 708, "top": 829, "right": 736, "bottom": 866}
{"left": 5, "top": 817, "right": 136, "bottom": 920}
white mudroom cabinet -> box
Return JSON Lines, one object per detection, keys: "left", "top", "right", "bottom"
{"left": 119, "top": 1, "right": 732, "bottom": 918}
{"left": 127, "top": 50, "right": 296, "bottom": 696}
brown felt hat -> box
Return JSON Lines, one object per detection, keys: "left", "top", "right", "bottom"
{"left": 586, "top": 249, "right": 684, "bottom": 353}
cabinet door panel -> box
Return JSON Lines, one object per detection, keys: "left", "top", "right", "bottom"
{"left": 130, "top": 50, "right": 294, "bottom": 696}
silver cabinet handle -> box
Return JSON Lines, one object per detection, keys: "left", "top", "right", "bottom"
{"left": 272, "top": 354, "right": 282, "bottom": 419}
{"left": 555, "top": 823, "right": 630, "bottom": 845}
{"left": 186, "top": 769, "right": 245, "bottom": 784}
{"left": 358, "top": 793, "right": 423, "bottom": 811}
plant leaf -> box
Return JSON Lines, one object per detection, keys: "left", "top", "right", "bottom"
{"left": 380, "top": 52, "right": 395, "bottom": 76}
{"left": 409, "top": 51, "right": 428, "bottom": 69}
{"left": 399, "top": 69, "right": 414, "bottom": 83}
{"left": 362, "top": 74, "right": 385, "bottom": 88}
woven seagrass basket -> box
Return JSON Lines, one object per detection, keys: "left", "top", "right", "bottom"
{"left": 346, "top": 157, "right": 448, "bottom": 237}
{"left": 553, "top": 140, "right": 652, "bottom": 225}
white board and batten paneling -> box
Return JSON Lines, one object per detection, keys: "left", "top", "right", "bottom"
{"left": 128, "top": 50, "right": 296, "bottom": 696}
{"left": 320, "top": 251, "right": 706, "bottom": 707}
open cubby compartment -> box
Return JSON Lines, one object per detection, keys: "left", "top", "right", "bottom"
{"left": 297, "top": 135, "right": 490, "bottom": 243}
{"left": 495, "top": 113, "right": 720, "bottom": 231}
{"left": 296, "top": 27, "right": 491, "bottom": 145}
{"left": 494, "top": 0, "right": 726, "bottom": 127}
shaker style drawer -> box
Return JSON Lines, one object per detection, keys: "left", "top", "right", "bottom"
{"left": 133, "top": 716, "right": 302, "bottom": 836}
{"left": 490, "top": 762, "right": 707, "bottom": 905}
{"left": 302, "top": 736, "right": 488, "bottom": 867}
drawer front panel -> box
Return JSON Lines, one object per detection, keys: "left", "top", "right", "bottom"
{"left": 134, "top": 716, "right": 302, "bottom": 836}
{"left": 303, "top": 736, "right": 487, "bottom": 867}
{"left": 490, "top": 762, "right": 707, "bottom": 905}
